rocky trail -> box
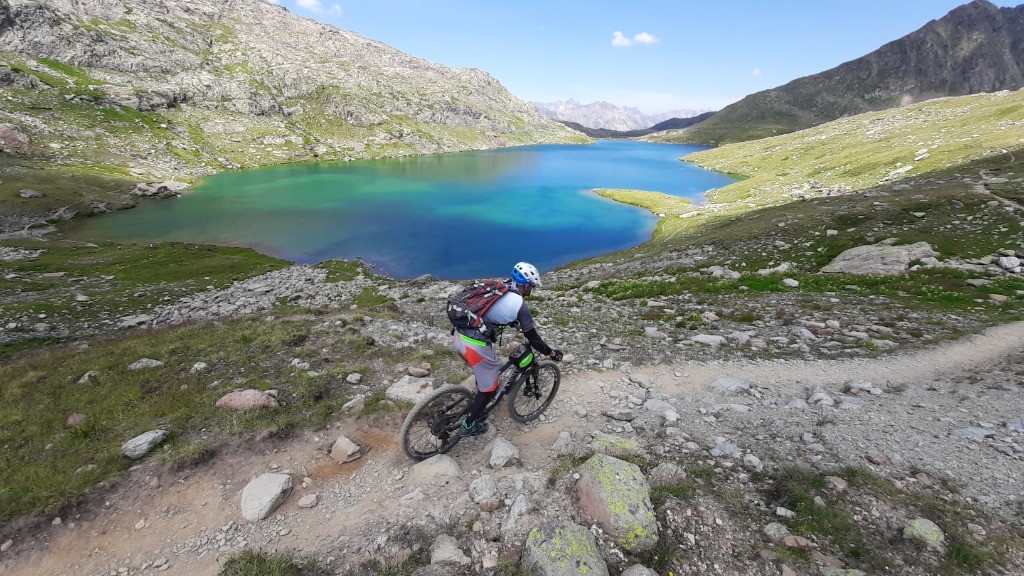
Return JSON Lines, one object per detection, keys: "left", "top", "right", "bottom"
{"left": 3, "top": 320, "right": 1023, "bottom": 576}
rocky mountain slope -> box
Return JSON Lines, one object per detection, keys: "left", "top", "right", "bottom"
{"left": 532, "top": 98, "right": 707, "bottom": 130}
{"left": 650, "top": 0, "right": 1024, "bottom": 145}
{"left": 0, "top": 0, "right": 586, "bottom": 230}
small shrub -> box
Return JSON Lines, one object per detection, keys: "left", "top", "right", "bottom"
{"left": 218, "top": 550, "right": 325, "bottom": 576}
{"left": 158, "top": 440, "right": 212, "bottom": 469}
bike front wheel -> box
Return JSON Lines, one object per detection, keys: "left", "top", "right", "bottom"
{"left": 508, "top": 361, "right": 561, "bottom": 423}
{"left": 400, "top": 385, "right": 474, "bottom": 460}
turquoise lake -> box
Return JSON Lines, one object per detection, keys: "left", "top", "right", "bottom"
{"left": 67, "top": 141, "right": 735, "bottom": 279}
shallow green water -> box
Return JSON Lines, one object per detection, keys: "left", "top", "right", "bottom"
{"left": 67, "top": 141, "right": 734, "bottom": 279}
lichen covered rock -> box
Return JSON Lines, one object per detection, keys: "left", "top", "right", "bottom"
{"left": 522, "top": 522, "right": 609, "bottom": 576}
{"left": 576, "top": 454, "right": 658, "bottom": 553}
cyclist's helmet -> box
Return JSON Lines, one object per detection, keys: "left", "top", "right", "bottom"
{"left": 511, "top": 261, "right": 542, "bottom": 287}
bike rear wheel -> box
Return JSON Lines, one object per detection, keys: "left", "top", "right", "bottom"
{"left": 400, "top": 386, "right": 474, "bottom": 460}
{"left": 508, "top": 361, "right": 560, "bottom": 423}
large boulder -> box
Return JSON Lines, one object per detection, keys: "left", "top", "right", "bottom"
{"left": 820, "top": 242, "right": 938, "bottom": 275}
{"left": 240, "top": 473, "right": 292, "bottom": 521}
{"left": 522, "top": 523, "right": 609, "bottom": 576}
{"left": 576, "top": 454, "right": 659, "bottom": 553}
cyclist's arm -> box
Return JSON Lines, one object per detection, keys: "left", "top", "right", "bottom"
{"left": 516, "top": 304, "right": 554, "bottom": 356}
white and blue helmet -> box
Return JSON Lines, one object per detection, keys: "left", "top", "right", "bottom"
{"left": 511, "top": 261, "right": 542, "bottom": 287}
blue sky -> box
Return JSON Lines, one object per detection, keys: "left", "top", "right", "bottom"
{"left": 268, "top": 0, "right": 1019, "bottom": 114}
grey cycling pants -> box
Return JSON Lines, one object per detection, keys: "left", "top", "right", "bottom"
{"left": 452, "top": 331, "right": 500, "bottom": 393}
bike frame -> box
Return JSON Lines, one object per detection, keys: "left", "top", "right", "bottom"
{"left": 482, "top": 344, "right": 536, "bottom": 415}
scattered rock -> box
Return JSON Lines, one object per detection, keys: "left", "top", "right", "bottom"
{"left": 691, "top": 334, "right": 726, "bottom": 346}
{"left": 66, "top": 413, "right": 87, "bottom": 427}
{"left": 710, "top": 376, "right": 750, "bottom": 394}
{"left": 522, "top": 523, "right": 609, "bottom": 576}
{"left": 330, "top": 434, "right": 361, "bottom": 464}
{"left": 121, "top": 430, "right": 169, "bottom": 459}
{"left": 409, "top": 455, "right": 461, "bottom": 484}
{"left": 127, "top": 358, "right": 164, "bottom": 370}
{"left": 386, "top": 375, "right": 436, "bottom": 403}
{"left": 903, "top": 518, "right": 945, "bottom": 550}
{"left": 953, "top": 427, "right": 996, "bottom": 440}
{"left": 76, "top": 371, "right": 100, "bottom": 384}
{"left": 781, "top": 535, "right": 815, "bottom": 550}
{"left": 430, "top": 534, "right": 471, "bottom": 566}
{"left": 215, "top": 389, "right": 279, "bottom": 410}
{"left": 298, "top": 494, "right": 318, "bottom": 508}
{"left": 489, "top": 437, "right": 520, "bottom": 469}
{"left": 240, "top": 473, "right": 292, "bottom": 521}
{"left": 763, "top": 522, "right": 791, "bottom": 543}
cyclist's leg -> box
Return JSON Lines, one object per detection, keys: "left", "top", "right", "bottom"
{"left": 452, "top": 332, "right": 500, "bottom": 430}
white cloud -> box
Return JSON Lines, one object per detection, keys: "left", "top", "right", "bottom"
{"left": 297, "top": 0, "right": 325, "bottom": 13}
{"left": 752, "top": 68, "right": 762, "bottom": 77}
{"left": 331, "top": 3, "right": 342, "bottom": 15}
{"left": 613, "top": 31, "right": 659, "bottom": 47}
{"left": 632, "top": 32, "right": 658, "bottom": 45}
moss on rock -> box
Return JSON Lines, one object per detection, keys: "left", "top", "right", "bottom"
{"left": 522, "top": 522, "right": 609, "bottom": 576}
{"left": 576, "top": 454, "right": 659, "bottom": 553}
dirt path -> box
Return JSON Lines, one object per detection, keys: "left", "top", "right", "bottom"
{"left": 3, "top": 321, "right": 1023, "bottom": 576}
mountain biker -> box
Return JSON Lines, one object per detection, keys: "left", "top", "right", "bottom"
{"left": 451, "top": 261, "right": 562, "bottom": 437}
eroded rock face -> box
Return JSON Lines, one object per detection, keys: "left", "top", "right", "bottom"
{"left": 576, "top": 454, "right": 659, "bottom": 553}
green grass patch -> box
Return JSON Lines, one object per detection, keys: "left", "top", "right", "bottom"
{"left": 589, "top": 268, "right": 1024, "bottom": 317}
{"left": 350, "top": 287, "right": 394, "bottom": 309}
{"left": 0, "top": 312, "right": 382, "bottom": 521}
{"left": 219, "top": 550, "right": 326, "bottom": 576}
{"left": 547, "top": 454, "right": 587, "bottom": 487}
{"left": 317, "top": 259, "right": 366, "bottom": 282}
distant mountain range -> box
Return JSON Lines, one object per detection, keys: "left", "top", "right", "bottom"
{"left": 531, "top": 99, "right": 710, "bottom": 131}
{"left": 555, "top": 112, "right": 717, "bottom": 139}
{"left": 651, "top": 0, "right": 1024, "bottom": 145}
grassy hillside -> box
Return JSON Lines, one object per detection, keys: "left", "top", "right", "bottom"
{"left": 577, "top": 90, "right": 1024, "bottom": 281}
{"left": 690, "top": 90, "right": 1024, "bottom": 206}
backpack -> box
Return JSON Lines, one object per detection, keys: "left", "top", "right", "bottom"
{"left": 446, "top": 279, "right": 510, "bottom": 341}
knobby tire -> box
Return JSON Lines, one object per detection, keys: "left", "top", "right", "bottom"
{"left": 508, "top": 361, "right": 560, "bottom": 423}
{"left": 400, "top": 385, "right": 473, "bottom": 460}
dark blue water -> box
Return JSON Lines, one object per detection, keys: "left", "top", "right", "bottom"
{"left": 66, "top": 141, "right": 734, "bottom": 279}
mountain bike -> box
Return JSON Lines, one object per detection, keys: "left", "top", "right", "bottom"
{"left": 400, "top": 341, "right": 562, "bottom": 460}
